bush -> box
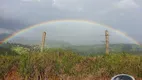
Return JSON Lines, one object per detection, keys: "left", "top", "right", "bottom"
{"left": 11, "top": 46, "right": 30, "bottom": 54}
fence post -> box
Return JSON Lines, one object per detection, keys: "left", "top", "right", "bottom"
{"left": 105, "top": 30, "right": 109, "bottom": 54}
{"left": 41, "top": 32, "right": 46, "bottom": 52}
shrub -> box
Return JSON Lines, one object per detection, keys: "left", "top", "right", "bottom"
{"left": 11, "top": 46, "right": 30, "bottom": 54}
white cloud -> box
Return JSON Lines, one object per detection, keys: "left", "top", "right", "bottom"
{"left": 52, "top": 0, "right": 84, "bottom": 12}
{"left": 52, "top": 0, "right": 64, "bottom": 9}
{"left": 96, "top": 0, "right": 140, "bottom": 15}
{"left": 52, "top": 0, "right": 139, "bottom": 14}
{"left": 21, "top": 0, "right": 41, "bottom": 2}
{"left": 0, "top": 28, "right": 14, "bottom": 34}
{"left": 76, "top": 7, "right": 84, "bottom": 12}
{"left": 115, "top": 0, "right": 139, "bottom": 9}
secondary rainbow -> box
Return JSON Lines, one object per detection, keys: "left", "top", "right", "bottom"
{"left": 2, "top": 19, "right": 140, "bottom": 45}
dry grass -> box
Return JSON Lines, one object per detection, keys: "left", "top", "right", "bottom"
{"left": 0, "top": 48, "right": 142, "bottom": 80}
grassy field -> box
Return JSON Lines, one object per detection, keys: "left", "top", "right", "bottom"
{"left": 0, "top": 47, "right": 142, "bottom": 80}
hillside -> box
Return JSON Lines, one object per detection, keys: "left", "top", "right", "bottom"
{"left": 67, "top": 44, "right": 142, "bottom": 55}
{"left": 1, "top": 43, "right": 142, "bottom": 55}
{"left": 0, "top": 33, "right": 10, "bottom": 41}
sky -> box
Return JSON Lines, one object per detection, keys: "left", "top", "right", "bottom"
{"left": 8, "top": 21, "right": 138, "bottom": 45}
{"left": 0, "top": 0, "right": 142, "bottom": 44}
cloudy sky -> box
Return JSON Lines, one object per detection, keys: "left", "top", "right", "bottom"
{"left": 0, "top": 0, "right": 142, "bottom": 44}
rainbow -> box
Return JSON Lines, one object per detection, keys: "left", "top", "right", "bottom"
{"left": 1, "top": 19, "right": 140, "bottom": 45}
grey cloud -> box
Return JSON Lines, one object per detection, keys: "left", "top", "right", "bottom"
{"left": 0, "top": 28, "right": 14, "bottom": 34}
{"left": 114, "top": 0, "right": 140, "bottom": 9}
{"left": 0, "top": 17, "right": 29, "bottom": 30}
{"left": 0, "top": 0, "right": 142, "bottom": 43}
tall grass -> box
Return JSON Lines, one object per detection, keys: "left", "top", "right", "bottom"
{"left": 0, "top": 56, "right": 19, "bottom": 78}
{"left": 0, "top": 48, "right": 142, "bottom": 80}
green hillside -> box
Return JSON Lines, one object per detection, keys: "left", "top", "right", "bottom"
{"left": 0, "top": 43, "right": 142, "bottom": 80}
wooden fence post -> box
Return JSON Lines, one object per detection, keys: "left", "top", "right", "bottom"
{"left": 41, "top": 32, "right": 46, "bottom": 52}
{"left": 105, "top": 30, "right": 109, "bottom": 54}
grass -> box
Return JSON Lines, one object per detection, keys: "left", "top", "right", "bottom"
{"left": 0, "top": 47, "right": 142, "bottom": 80}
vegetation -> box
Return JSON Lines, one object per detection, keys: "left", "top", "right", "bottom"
{"left": 0, "top": 43, "right": 142, "bottom": 80}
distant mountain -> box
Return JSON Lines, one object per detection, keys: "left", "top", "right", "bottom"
{"left": 1, "top": 41, "right": 142, "bottom": 55}
{"left": 47, "top": 40, "right": 72, "bottom": 48}
{"left": 8, "top": 37, "right": 72, "bottom": 48}
{"left": 67, "top": 44, "right": 142, "bottom": 55}
{"left": 0, "top": 33, "right": 10, "bottom": 41}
